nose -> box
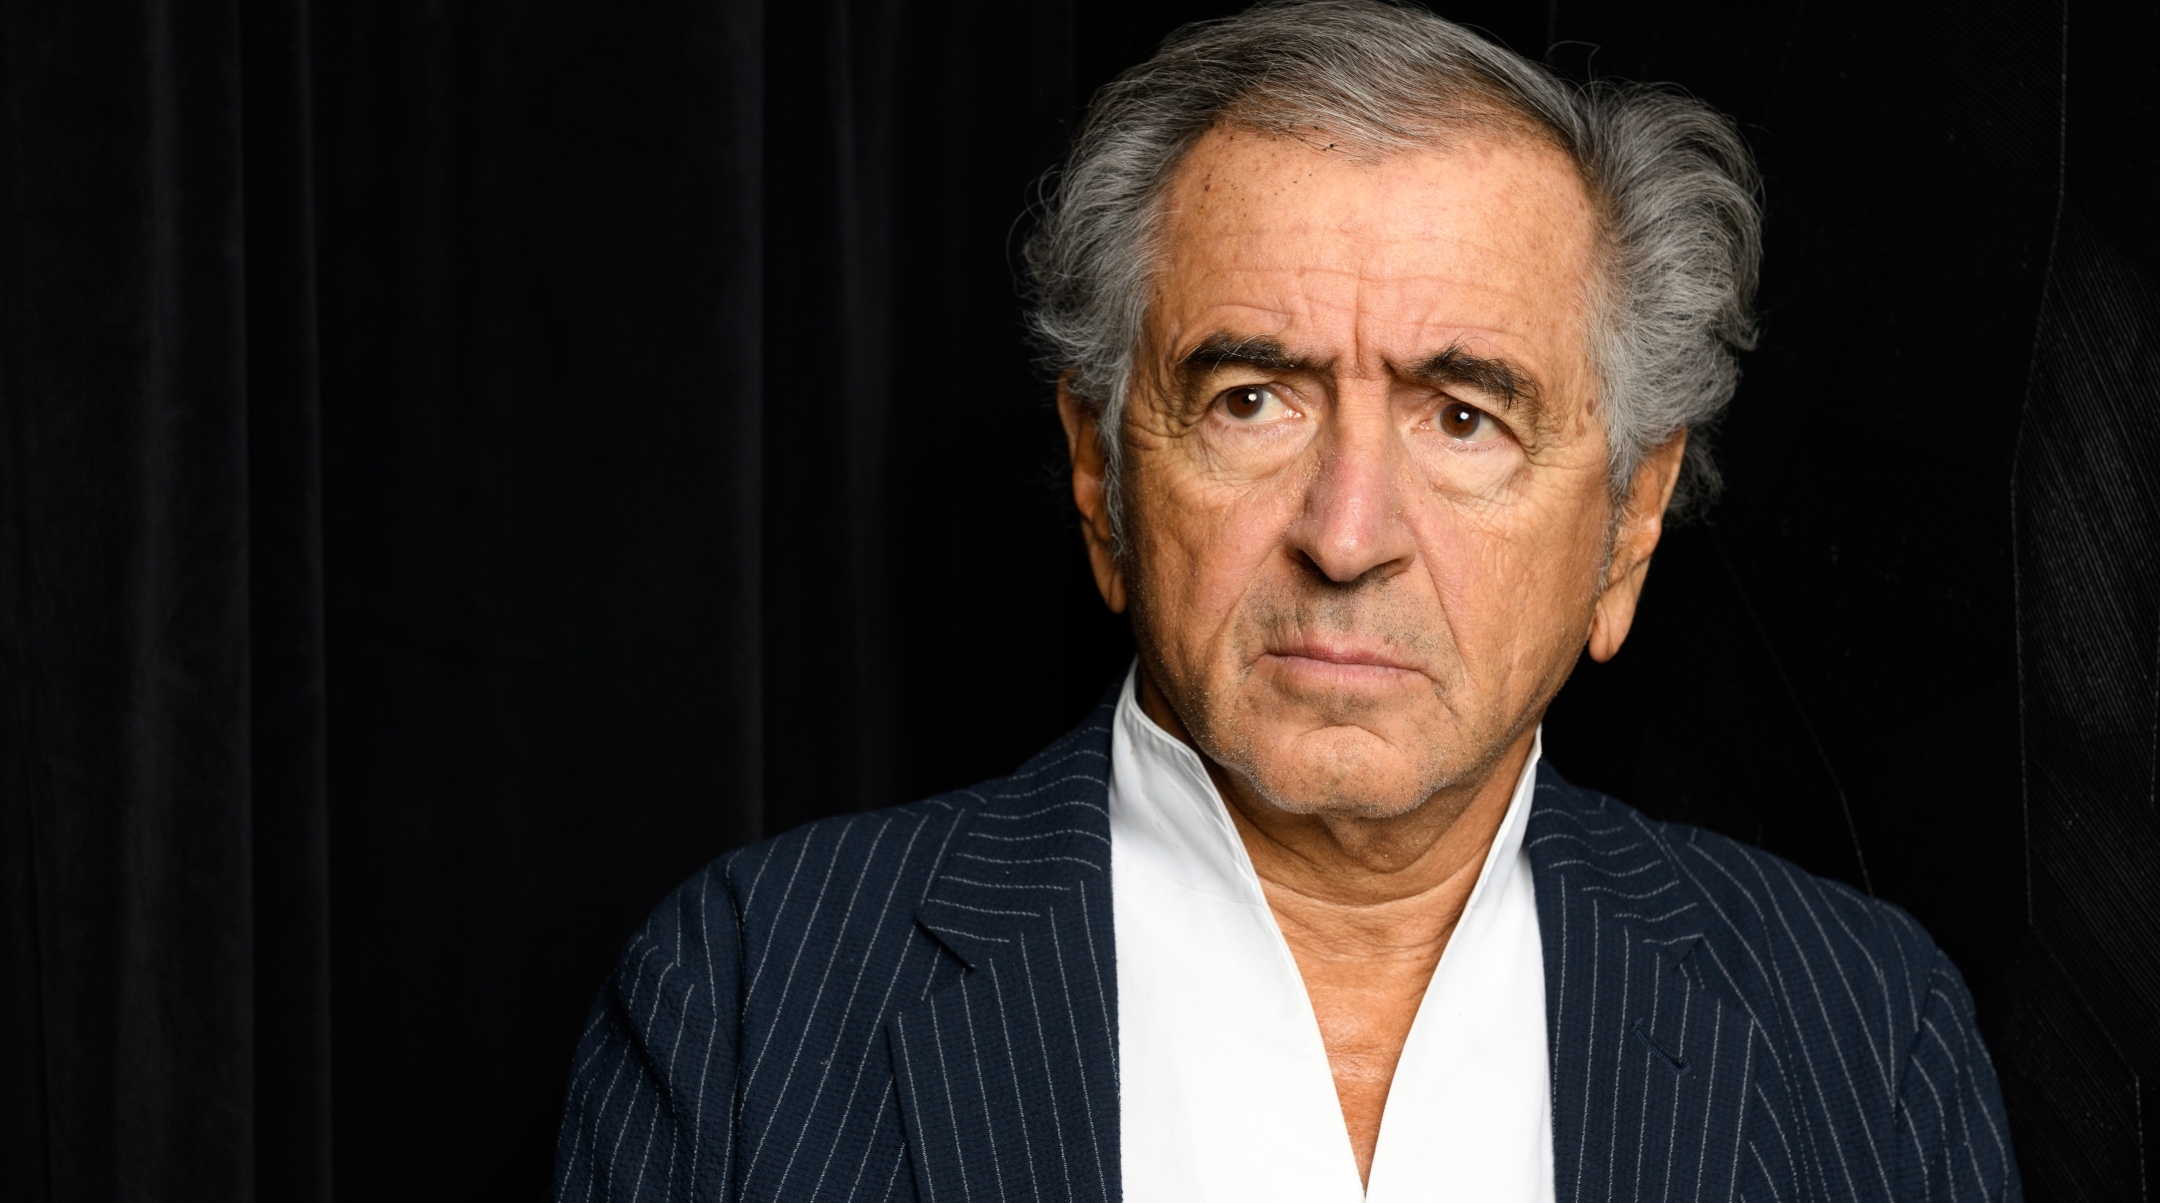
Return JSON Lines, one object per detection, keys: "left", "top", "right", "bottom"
{"left": 1285, "top": 399, "right": 1416, "bottom": 586}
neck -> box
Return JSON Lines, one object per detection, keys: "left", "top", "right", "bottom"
{"left": 1134, "top": 663, "right": 1534, "bottom": 1187}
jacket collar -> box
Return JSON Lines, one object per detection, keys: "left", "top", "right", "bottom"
{"left": 888, "top": 698, "right": 1122, "bottom": 1203}
{"left": 887, "top": 714, "right": 1778, "bottom": 1203}
{"left": 1526, "top": 764, "right": 1787, "bottom": 1203}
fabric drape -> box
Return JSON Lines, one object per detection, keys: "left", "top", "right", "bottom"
{"left": 4, "top": 1, "right": 271, "bottom": 1197}
{"left": 1, "top": 0, "right": 2154, "bottom": 1200}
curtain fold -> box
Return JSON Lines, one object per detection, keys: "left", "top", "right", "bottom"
{"left": 307, "top": 0, "right": 768, "bottom": 1195}
{"left": 240, "top": 0, "right": 334, "bottom": 1196}
{"left": 1, "top": 0, "right": 258, "bottom": 1197}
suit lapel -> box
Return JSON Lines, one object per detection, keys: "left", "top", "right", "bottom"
{"left": 888, "top": 706, "right": 1121, "bottom": 1203}
{"left": 1529, "top": 766, "right": 1796, "bottom": 1203}
{"left": 887, "top": 719, "right": 1811, "bottom": 1203}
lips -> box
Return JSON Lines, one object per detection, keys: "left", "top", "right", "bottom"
{"left": 1262, "top": 637, "right": 1422, "bottom": 676}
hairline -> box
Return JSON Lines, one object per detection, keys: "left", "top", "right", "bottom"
{"left": 1111, "top": 113, "right": 1619, "bottom": 485}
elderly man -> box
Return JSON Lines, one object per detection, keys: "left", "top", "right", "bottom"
{"left": 554, "top": 3, "right": 2018, "bottom": 1200}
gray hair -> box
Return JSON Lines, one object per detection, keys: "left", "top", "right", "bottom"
{"left": 1024, "top": 0, "right": 1761, "bottom": 529}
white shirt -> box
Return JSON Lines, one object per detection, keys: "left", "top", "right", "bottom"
{"left": 1109, "top": 667, "right": 1556, "bottom": 1203}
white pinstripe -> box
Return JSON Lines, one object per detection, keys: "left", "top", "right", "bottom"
{"left": 1923, "top": 1014, "right": 1991, "bottom": 1193}
{"left": 741, "top": 834, "right": 811, "bottom": 1000}
{"left": 1048, "top": 903, "right": 1111, "bottom": 1203}
{"left": 986, "top": 960, "right": 1044, "bottom": 1201}
{"left": 801, "top": 817, "right": 940, "bottom": 1201}
{"left": 927, "top": 999, "right": 975, "bottom": 1202}
{"left": 1580, "top": 878, "right": 1681, "bottom": 901}
{"left": 930, "top": 898, "right": 1043, "bottom": 918}
{"left": 837, "top": 1090, "right": 894, "bottom": 1203}
{"left": 950, "top": 851, "right": 1104, "bottom": 870}
{"left": 936, "top": 876, "right": 1071, "bottom": 893}
{"left": 744, "top": 819, "right": 889, "bottom": 1187}
{"left": 741, "top": 820, "right": 855, "bottom": 1119}
{"left": 1074, "top": 880, "right": 1116, "bottom": 1096}
{"left": 583, "top": 939, "right": 662, "bottom": 1203}
{"left": 1630, "top": 938, "right": 1654, "bottom": 1202}
{"left": 956, "top": 971, "right": 1007, "bottom": 1201}
{"left": 970, "top": 800, "right": 1107, "bottom": 822}
{"left": 1908, "top": 1056, "right": 1947, "bottom": 1195}
{"left": 894, "top": 1016, "right": 935, "bottom": 1202}
{"left": 960, "top": 829, "right": 1110, "bottom": 847}
{"left": 1016, "top": 929, "right": 1077, "bottom": 1198}
{"left": 1735, "top": 848, "right": 1893, "bottom": 1199}
{"left": 681, "top": 870, "right": 726, "bottom": 1197}
{"left": 1750, "top": 1141, "right": 1784, "bottom": 1202}
{"left": 1795, "top": 862, "right": 1898, "bottom": 1079}
{"left": 923, "top": 925, "right": 1010, "bottom": 945}
{"left": 987, "top": 775, "right": 1109, "bottom": 801}
{"left": 1658, "top": 977, "right": 1692, "bottom": 1202}
{"left": 1730, "top": 1026, "right": 1755, "bottom": 1200}
{"left": 1572, "top": 896, "right": 1600, "bottom": 1203}
{"left": 1693, "top": 998, "right": 1722, "bottom": 1203}
{"left": 1607, "top": 925, "right": 1633, "bottom": 1199}
{"left": 874, "top": 1141, "right": 907, "bottom": 1203}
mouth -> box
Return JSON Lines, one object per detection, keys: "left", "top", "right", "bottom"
{"left": 1259, "top": 637, "right": 1425, "bottom": 684}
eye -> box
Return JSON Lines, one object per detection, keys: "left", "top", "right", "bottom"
{"left": 1437, "top": 400, "right": 1497, "bottom": 442}
{"left": 1218, "top": 384, "right": 1290, "bottom": 423}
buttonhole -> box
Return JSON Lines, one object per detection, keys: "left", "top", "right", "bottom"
{"left": 1631, "top": 1018, "right": 1690, "bottom": 1079}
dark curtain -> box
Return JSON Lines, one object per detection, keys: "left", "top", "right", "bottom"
{"left": 1, "top": 1, "right": 2152, "bottom": 1200}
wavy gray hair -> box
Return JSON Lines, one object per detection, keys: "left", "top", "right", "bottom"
{"left": 1025, "top": 0, "right": 1761, "bottom": 529}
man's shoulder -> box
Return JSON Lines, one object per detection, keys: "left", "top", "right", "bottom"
{"left": 1533, "top": 764, "right": 1932, "bottom": 945}
{"left": 733, "top": 698, "right": 1111, "bottom": 892}
{"left": 1529, "top": 764, "right": 2017, "bottom": 1197}
{"left": 625, "top": 698, "right": 1120, "bottom": 986}
{"left": 1529, "top": 765, "right": 1950, "bottom": 1040}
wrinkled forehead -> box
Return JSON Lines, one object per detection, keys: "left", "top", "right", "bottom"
{"left": 1145, "top": 125, "right": 1601, "bottom": 393}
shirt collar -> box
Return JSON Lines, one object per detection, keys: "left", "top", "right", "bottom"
{"left": 1107, "top": 663, "right": 1543, "bottom": 911}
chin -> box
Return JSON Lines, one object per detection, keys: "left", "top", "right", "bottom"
{"left": 1228, "top": 722, "right": 1447, "bottom": 819}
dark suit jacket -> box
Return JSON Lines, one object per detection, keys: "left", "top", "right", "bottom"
{"left": 555, "top": 699, "right": 2020, "bottom": 1202}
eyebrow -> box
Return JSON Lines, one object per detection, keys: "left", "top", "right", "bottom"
{"left": 1177, "top": 332, "right": 1547, "bottom": 416}
{"left": 1177, "top": 333, "right": 1311, "bottom": 378}
{"left": 1406, "top": 342, "right": 1544, "bottom": 413}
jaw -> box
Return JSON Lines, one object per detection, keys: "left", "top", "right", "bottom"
{"left": 1227, "top": 725, "right": 1441, "bottom": 818}
{"left": 1198, "top": 672, "right": 1471, "bottom": 816}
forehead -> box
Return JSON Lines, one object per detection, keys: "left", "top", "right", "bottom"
{"left": 1150, "top": 125, "right": 1599, "bottom": 369}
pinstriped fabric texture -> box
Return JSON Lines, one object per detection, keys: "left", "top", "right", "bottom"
{"left": 555, "top": 699, "right": 2019, "bottom": 1202}
{"left": 554, "top": 706, "right": 1117, "bottom": 1203}
{"left": 1533, "top": 773, "right": 2022, "bottom": 1202}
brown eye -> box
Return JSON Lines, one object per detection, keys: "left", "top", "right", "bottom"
{"left": 1439, "top": 401, "right": 1487, "bottom": 439}
{"left": 1218, "top": 385, "right": 1286, "bottom": 422}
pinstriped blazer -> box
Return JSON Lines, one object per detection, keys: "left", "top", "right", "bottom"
{"left": 555, "top": 698, "right": 2020, "bottom": 1202}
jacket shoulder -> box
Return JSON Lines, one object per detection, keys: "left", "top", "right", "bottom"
{"left": 1656, "top": 808, "right": 1937, "bottom": 994}
{"left": 627, "top": 693, "right": 1117, "bottom": 993}
{"left": 1532, "top": 766, "right": 1946, "bottom": 1054}
{"left": 1531, "top": 766, "right": 2019, "bottom": 1198}
{"left": 709, "top": 690, "right": 1116, "bottom": 902}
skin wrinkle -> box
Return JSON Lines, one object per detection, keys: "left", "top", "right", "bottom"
{"left": 1059, "top": 123, "right": 1686, "bottom": 1185}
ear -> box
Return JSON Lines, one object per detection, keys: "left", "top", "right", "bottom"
{"left": 1586, "top": 430, "right": 1688, "bottom": 663}
{"left": 1057, "top": 374, "right": 1127, "bottom": 614}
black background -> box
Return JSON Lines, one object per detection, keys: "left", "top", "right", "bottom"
{"left": 3, "top": 0, "right": 2155, "bottom": 1199}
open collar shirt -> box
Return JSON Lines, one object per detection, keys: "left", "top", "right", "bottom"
{"left": 1108, "top": 666, "right": 1557, "bottom": 1202}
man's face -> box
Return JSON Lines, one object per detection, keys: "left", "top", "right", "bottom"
{"left": 1107, "top": 125, "right": 1635, "bottom": 819}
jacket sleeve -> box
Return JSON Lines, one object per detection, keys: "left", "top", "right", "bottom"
{"left": 1891, "top": 949, "right": 2023, "bottom": 1202}
{"left": 555, "top": 865, "right": 744, "bottom": 1203}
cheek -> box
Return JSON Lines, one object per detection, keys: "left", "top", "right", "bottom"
{"left": 1411, "top": 487, "right": 1607, "bottom": 662}
{"left": 1129, "top": 456, "right": 1305, "bottom": 632}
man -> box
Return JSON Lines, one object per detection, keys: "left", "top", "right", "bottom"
{"left": 555, "top": 2, "right": 2019, "bottom": 1200}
